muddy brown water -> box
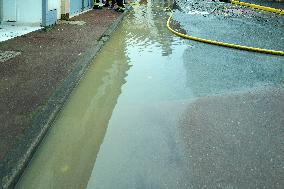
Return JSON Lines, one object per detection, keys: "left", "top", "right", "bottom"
{"left": 16, "top": 0, "right": 284, "bottom": 188}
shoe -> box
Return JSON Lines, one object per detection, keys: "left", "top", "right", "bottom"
{"left": 115, "top": 6, "right": 125, "bottom": 12}
{"left": 93, "top": 4, "right": 103, "bottom": 9}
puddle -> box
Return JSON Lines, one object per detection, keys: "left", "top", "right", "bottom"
{"left": 16, "top": 30, "right": 131, "bottom": 189}
{"left": 16, "top": 0, "right": 284, "bottom": 188}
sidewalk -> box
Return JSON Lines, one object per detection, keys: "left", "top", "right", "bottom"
{"left": 0, "top": 7, "right": 129, "bottom": 188}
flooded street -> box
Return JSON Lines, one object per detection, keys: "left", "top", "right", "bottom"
{"left": 17, "top": 0, "right": 283, "bottom": 189}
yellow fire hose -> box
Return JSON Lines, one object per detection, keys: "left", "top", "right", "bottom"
{"left": 231, "top": 0, "right": 284, "bottom": 15}
{"left": 166, "top": 1, "right": 284, "bottom": 56}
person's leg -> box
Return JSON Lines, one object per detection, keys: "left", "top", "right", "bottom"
{"left": 116, "top": 0, "right": 124, "bottom": 7}
{"left": 110, "top": 0, "right": 116, "bottom": 7}
{"left": 93, "top": 0, "right": 100, "bottom": 9}
{"left": 104, "top": 0, "right": 110, "bottom": 7}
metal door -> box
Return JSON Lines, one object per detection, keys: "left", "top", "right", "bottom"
{"left": 3, "top": 0, "right": 16, "bottom": 21}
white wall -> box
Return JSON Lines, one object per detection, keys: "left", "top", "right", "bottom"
{"left": 49, "top": 0, "right": 61, "bottom": 19}
{"left": 16, "top": 0, "right": 42, "bottom": 24}
{"left": 61, "top": 0, "right": 70, "bottom": 15}
{"left": 3, "top": 0, "right": 17, "bottom": 21}
{"left": 0, "top": 0, "right": 3, "bottom": 21}
{"left": 1, "top": 0, "right": 62, "bottom": 25}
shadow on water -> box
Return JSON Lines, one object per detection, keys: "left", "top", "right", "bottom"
{"left": 16, "top": 28, "right": 131, "bottom": 189}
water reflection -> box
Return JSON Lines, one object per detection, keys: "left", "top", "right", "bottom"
{"left": 125, "top": 0, "right": 175, "bottom": 56}
{"left": 15, "top": 0, "right": 284, "bottom": 188}
{"left": 16, "top": 29, "right": 130, "bottom": 189}
{"left": 86, "top": 1, "right": 284, "bottom": 188}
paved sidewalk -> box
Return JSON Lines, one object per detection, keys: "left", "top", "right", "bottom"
{"left": 0, "top": 7, "right": 129, "bottom": 188}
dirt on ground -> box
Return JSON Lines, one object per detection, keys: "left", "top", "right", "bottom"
{"left": 0, "top": 8, "right": 121, "bottom": 161}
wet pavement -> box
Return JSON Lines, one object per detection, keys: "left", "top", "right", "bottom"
{"left": 16, "top": 35, "right": 130, "bottom": 188}
{"left": 174, "top": 0, "right": 284, "bottom": 50}
{"left": 16, "top": 0, "right": 283, "bottom": 189}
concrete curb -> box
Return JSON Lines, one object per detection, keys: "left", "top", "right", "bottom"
{"left": 0, "top": 6, "right": 132, "bottom": 189}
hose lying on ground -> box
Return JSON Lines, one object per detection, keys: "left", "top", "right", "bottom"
{"left": 166, "top": 13, "right": 284, "bottom": 56}
{"left": 166, "top": 0, "right": 284, "bottom": 56}
{"left": 231, "top": 0, "right": 284, "bottom": 15}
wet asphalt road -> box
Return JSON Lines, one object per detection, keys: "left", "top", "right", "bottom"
{"left": 17, "top": 0, "right": 283, "bottom": 189}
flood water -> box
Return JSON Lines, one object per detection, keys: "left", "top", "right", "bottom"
{"left": 17, "top": 0, "right": 284, "bottom": 189}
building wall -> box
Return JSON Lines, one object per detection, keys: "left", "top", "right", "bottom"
{"left": 61, "top": 0, "right": 92, "bottom": 18}
{"left": 2, "top": 0, "right": 42, "bottom": 25}
{"left": 3, "top": 0, "right": 16, "bottom": 22}
{"left": 70, "top": 0, "right": 92, "bottom": 17}
{"left": 61, "top": 0, "right": 70, "bottom": 15}
{"left": 16, "top": 0, "right": 42, "bottom": 24}
{"left": 0, "top": 0, "right": 3, "bottom": 21}
{"left": 49, "top": 0, "right": 61, "bottom": 19}
{"left": 70, "top": 0, "right": 82, "bottom": 16}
